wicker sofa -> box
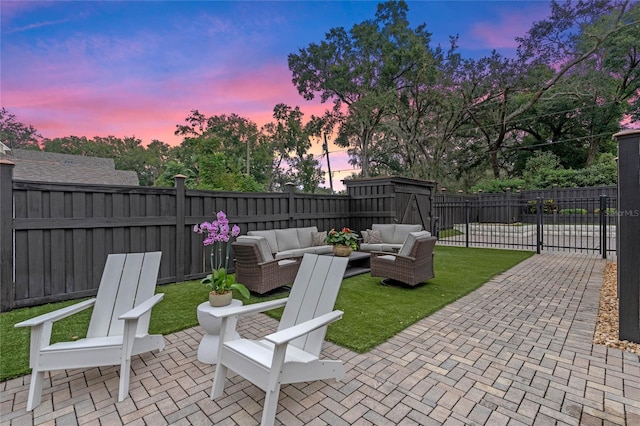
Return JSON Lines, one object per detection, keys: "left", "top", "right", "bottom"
{"left": 370, "top": 232, "right": 436, "bottom": 286}
{"left": 245, "top": 226, "right": 333, "bottom": 259}
{"left": 359, "top": 223, "right": 427, "bottom": 252}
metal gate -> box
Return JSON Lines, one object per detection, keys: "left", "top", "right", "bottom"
{"left": 434, "top": 195, "right": 617, "bottom": 258}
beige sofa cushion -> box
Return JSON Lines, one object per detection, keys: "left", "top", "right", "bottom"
{"left": 372, "top": 224, "right": 395, "bottom": 244}
{"left": 359, "top": 243, "right": 401, "bottom": 252}
{"left": 361, "top": 224, "right": 427, "bottom": 253}
{"left": 247, "top": 230, "right": 278, "bottom": 254}
{"left": 275, "top": 245, "right": 333, "bottom": 259}
{"left": 249, "top": 227, "right": 331, "bottom": 258}
{"left": 392, "top": 224, "right": 423, "bottom": 244}
{"left": 275, "top": 229, "right": 301, "bottom": 251}
{"left": 236, "top": 236, "right": 274, "bottom": 261}
{"left": 296, "top": 226, "right": 318, "bottom": 248}
{"left": 398, "top": 231, "right": 431, "bottom": 257}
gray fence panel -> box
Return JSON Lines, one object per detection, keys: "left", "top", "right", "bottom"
{"left": 2, "top": 169, "right": 435, "bottom": 310}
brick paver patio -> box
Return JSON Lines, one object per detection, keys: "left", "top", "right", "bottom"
{"left": 2, "top": 251, "right": 639, "bottom": 425}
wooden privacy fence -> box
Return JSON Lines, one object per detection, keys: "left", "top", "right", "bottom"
{"left": 0, "top": 167, "right": 435, "bottom": 311}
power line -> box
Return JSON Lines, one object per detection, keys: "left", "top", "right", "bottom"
{"left": 503, "top": 131, "right": 615, "bottom": 152}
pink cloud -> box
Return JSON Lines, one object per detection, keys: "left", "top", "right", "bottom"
{"left": 465, "top": 6, "right": 550, "bottom": 51}
{"left": 1, "top": 1, "right": 53, "bottom": 22}
{"left": 5, "top": 52, "right": 332, "bottom": 147}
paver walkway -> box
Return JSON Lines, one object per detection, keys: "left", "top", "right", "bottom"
{"left": 2, "top": 252, "right": 639, "bottom": 425}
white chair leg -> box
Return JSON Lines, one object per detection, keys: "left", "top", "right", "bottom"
{"left": 118, "top": 358, "right": 131, "bottom": 402}
{"left": 261, "top": 384, "right": 281, "bottom": 426}
{"left": 211, "top": 364, "right": 228, "bottom": 399}
{"left": 26, "top": 370, "right": 44, "bottom": 411}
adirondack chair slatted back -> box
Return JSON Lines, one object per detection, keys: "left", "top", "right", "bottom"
{"left": 87, "top": 252, "right": 162, "bottom": 338}
{"left": 278, "top": 254, "right": 348, "bottom": 356}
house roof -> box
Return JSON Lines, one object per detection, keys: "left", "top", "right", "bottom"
{"left": 0, "top": 148, "right": 139, "bottom": 186}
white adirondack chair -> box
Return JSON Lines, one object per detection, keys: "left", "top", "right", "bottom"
{"left": 210, "top": 253, "right": 349, "bottom": 426}
{"left": 14, "top": 251, "right": 165, "bottom": 411}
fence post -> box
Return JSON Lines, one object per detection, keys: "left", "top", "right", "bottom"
{"left": 464, "top": 199, "right": 470, "bottom": 248}
{"left": 600, "top": 195, "right": 607, "bottom": 259}
{"left": 0, "top": 160, "right": 15, "bottom": 312}
{"left": 536, "top": 197, "right": 543, "bottom": 254}
{"left": 174, "top": 174, "right": 186, "bottom": 284}
{"left": 613, "top": 130, "right": 640, "bottom": 343}
{"left": 506, "top": 187, "right": 511, "bottom": 224}
{"left": 286, "top": 182, "right": 296, "bottom": 228}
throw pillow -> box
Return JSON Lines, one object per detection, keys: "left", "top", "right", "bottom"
{"left": 361, "top": 230, "right": 370, "bottom": 243}
{"left": 311, "top": 231, "right": 327, "bottom": 246}
{"left": 368, "top": 229, "right": 383, "bottom": 244}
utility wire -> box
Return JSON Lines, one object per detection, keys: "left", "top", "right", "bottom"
{"left": 503, "top": 131, "right": 615, "bottom": 152}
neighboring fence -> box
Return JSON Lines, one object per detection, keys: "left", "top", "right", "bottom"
{"left": 0, "top": 166, "right": 436, "bottom": 311}
{"left": 434, "top": 186, "right": 617, "bottom": 229}
{"left": 434, "top": 187, "right": 618, "bottom": 256}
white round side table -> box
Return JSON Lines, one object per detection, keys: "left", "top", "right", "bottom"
{"left": 196, "top": 299, "right": 242, "bottom": 364}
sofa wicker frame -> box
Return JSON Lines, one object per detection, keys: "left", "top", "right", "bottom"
{"left": 370, "top": 236, "right": 436, "bottom": 286}
{"left": 232, "top": 241, "right": 303, "bottom": 294}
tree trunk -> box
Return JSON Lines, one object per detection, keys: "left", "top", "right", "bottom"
{"left": 491, "top": 150, "right": 500, "bottom": 179}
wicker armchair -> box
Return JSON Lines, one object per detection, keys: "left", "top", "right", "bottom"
{"left": 370, "top": 234, "right": 436, "bottom": 286}
{"left": 232, "top": 241, "right": 302, "bottom": 294}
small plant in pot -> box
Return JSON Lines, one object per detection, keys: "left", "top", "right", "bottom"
{"left": 194, "top": 211, "right": 250, "bottom": 306}
{"left": 325, "top": 227, "right": 359, "bottom": 256}
{"left": 201, "top": 267, "right": 249, "bottom": 307}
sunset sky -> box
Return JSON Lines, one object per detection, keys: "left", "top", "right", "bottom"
{"left": 2, "top": 0, "right": 551, "bottom": 185}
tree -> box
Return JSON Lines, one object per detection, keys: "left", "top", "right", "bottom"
{"left": 135, "top": 139, "right": 175, "bottom": 186}
{"left": 0, "top": 108, "right": 41, "bottom": 150}
{"left": 172, "top": 110, "right": 270, "bottom": 191}
{"left": 260, "top": 104, "right": 325, "bottom": 192}
{"left": 289, "top": 1, "right": 438, "bottom": 177}
{"left": 154, "top": 160, "right": 197, "bottom": 188}
{"left": 509, "top": 1, "right": 639, "bottom": 173}
{"left": 463, "top": 0, "right": 637, "bottom": 178}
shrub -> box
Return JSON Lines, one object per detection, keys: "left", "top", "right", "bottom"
{"left": 594, "top": 208, "right": 617, "bottom": 215}
{"left": 527, "top": 199, "right": 558, "bottom": 213}
{"left": 559, "top": 208, "right": 587, "bottom": 215}
{"left": 438, "top": 228, "right": 464, "bottom": 238}
{"left": 470, "top": 178, "right": 526, "bottom": 193}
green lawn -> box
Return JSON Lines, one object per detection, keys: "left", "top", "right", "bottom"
{"left": 0, "top": 246, "right": 533, "bottom": 381}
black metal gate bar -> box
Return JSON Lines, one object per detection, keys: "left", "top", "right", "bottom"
{"left": 434, "top": 194, "right": 617, "bottom": 257}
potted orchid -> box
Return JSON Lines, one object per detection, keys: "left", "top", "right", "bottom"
{"left": 194, "top": 211, "right": 250, "bottom": 306}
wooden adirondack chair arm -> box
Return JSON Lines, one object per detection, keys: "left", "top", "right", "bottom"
{"left": 14, "top": 299, "right": 97, "bottom": 329}
{"left": 209, "top": 298, "right": 288, "bottom": 319}
{"left": 119, "top": 294, "right": 164, "bottom": 320}
{"left": 265, "top": 310, "right": 344, "bottom": 346}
